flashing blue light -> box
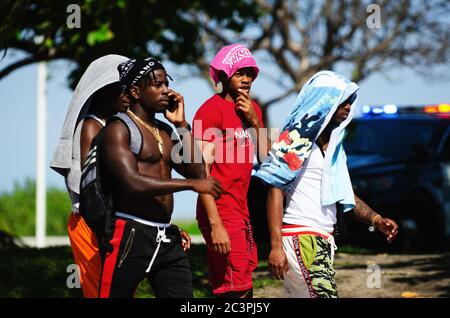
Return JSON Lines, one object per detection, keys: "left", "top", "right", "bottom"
{"left": 372, "top": 107, "right": 383, "bottom": 114}
{"left": 362, "top": 105, "right": 371, "bottom": 114}
{"left": 362, "top": 104, "right": 398, "bottom": 116}
{"left": 383, "top": 104, "right": 398, "bottom": 114}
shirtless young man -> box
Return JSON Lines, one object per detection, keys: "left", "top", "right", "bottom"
{"left": 98, "top": 57, "right": 222, "bottom": 298}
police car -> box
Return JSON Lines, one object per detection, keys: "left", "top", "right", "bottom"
{"left": 344, "top": 104, "right": 450, "bottom": 251}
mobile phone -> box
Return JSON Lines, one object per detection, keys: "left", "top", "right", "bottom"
{"left": 168, "top": 95, "right": 177, "bottom": 112}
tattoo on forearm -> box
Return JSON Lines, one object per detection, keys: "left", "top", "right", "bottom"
{"left": 352, "top": 195, "right": 378, "bottom": 224}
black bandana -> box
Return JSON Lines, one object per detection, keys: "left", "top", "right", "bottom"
{"left": 117, "top": 57, "right": 167, "bottom": 92}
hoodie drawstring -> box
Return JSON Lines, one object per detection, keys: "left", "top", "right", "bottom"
{"left": 327, "top": 235, "right": 338, "bottom": 262}
{"left": 145, "top": 227, "right": 171, "bottom": 273}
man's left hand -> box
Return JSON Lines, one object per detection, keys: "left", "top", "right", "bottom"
{"left": 374, "top": 217, "right": 399, "bottom": 243}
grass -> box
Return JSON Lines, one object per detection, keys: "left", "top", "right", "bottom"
{"left": 0, "top": 238, "right": 379, "bottom": 297}
{"left": 0, "top": 244, "right": 251, "bottom": 298}
{"left": 0, "top": 243, "right": 296, "bottom": 298}
{"left": 0, "top": 246, "right": 82, "bottom": 297}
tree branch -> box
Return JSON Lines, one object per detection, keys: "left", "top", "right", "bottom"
{"left": 250, "top": 0, "right": 281, "bottom": 51}
{"left": 0, "top": 56, "right": 41, "bottom": 80}
{"left": 262, "top": 84, "right": 299, "bottom": 109}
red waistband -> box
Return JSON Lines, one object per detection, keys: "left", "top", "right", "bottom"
{"left": 281, "top": 224, "right": 333, "bottom": 239}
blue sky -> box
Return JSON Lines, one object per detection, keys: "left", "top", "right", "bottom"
{"left": 1, "top": 49, "right": 449, "bottom": 220}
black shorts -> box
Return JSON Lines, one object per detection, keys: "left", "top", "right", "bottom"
{"left": 98, "top": 217, "right": 193, "bottom": 298}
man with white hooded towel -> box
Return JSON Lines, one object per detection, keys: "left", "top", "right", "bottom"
{"left": 256, "top": 71, "right": 399, "bottom": 298}
{"left": 50, "top": 54, "right": 128, "bottom": 297}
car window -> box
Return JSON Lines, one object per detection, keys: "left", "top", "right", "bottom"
{"left": 345, "top": 119, "right": 447, "bottom": 158}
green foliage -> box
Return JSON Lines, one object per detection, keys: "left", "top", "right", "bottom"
{"left": 134, "top": 279, "right": 155, "bottom": 298}
{"left": 174, "top": 220, "right": 201, "bottom": 236}
{"left": 0, "top": 0, "right": 260, "bottom": 88}
{"left": 86, "top": 23, "right": 114, "bottom": 46}
{"left": 0, "top": 239, "right": 372, "bottom": 297}
{"left": 0, "top": 244, "right": 212, "bottom": 297}
{"left": 0, "top": 179, "right": 203, "bottom": 237}
{"left": 253, "top": 275, "right": 283, "bottom": 290}
{"left": 0, "top": 246, "right": 82, "bottom": 297}
{"left": 0, "top": 179, "right": 71, "bottom": 236}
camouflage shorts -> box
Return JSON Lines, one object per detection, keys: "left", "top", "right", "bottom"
{"left": 283, "top": 232, "right": 338, "bottom": 298}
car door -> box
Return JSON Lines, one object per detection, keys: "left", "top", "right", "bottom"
{"left": 438, "top": 126, "right": 450, "bottom": 237}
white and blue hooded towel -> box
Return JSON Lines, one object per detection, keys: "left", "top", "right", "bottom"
{"left": 255, "top": 71, "right": 359, "bottom": 212}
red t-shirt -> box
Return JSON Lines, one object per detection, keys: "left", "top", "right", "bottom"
{"left": 192, "top": 94, "right": 264, "bottom": 222}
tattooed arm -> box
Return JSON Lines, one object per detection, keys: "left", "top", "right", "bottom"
{"left": 352, "top": 195, "right": 379, "bottom": 224}
{"left": 351, "top": 194, "right": 399, "bottom": 243}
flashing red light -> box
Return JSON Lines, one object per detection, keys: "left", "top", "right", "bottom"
{"left": 424, "top": 106, "right": 438, "bottom": 113}
{"left": 424, "top": 104, "right": 450, "bottom": 113}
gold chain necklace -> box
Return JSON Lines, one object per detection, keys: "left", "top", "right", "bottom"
{"left": 127, "top": 109, "right": 164, "bottom": 155}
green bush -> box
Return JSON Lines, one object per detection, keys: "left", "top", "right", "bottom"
{"left": 0, "top": 179, "right": 71, "bottom": 236}
{"left": 0, "top": 246, "right": 82, "bottom": 297}
{"left": 0, "top": 244, "right": 284, "bottom": 298}
{"left": 0, "top": 179, "right": 202, "bottom": 237}
{"left": 173, "top": 220, "right": 201, "bottom": 236}
{"left": 0, "top": 245, "right": 212, "bottom": 298}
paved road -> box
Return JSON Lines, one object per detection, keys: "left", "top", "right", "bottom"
{"left": 254, "top": 252, "right": 450, "bottom": 298}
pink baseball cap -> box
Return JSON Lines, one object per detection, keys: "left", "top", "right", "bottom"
{"left": 209, "top": 44, "right": 259, "bottom": 84}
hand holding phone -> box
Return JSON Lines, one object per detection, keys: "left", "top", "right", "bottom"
{"left": 168, "top": 95, "right": 177, "bottom": 112}
{"left": 165, "top": 90, "right": 187, "bottom": 128}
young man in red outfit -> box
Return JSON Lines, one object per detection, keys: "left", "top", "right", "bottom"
{"left": 192, "top": 44, "right": 270, "bottom": 297}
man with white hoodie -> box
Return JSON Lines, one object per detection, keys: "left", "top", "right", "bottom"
{"left": 50, "top": 54, "right": 129, "bottom": 297}
{"left": 256, "top": 71, "right": 399, "bottom": 298}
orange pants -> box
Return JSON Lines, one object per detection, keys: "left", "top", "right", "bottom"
{"left": 67, "top": 212, "right": 102, "bottom": 298}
